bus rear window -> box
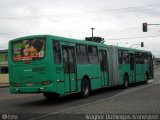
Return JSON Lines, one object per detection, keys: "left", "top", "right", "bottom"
{"left": 12, "top": 38, "right": 45, "bottom": 61}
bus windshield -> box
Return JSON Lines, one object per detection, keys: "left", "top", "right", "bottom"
{"left": 12, "top": 38, "right": 45, "bottom": 61}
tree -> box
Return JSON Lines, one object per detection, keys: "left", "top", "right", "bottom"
{"left": 85, "top": 37, "right": 105, "bottom": 43}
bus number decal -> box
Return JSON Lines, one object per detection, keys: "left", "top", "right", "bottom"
{"left": 32, "top": 67, "right": 46, "bottom": 72}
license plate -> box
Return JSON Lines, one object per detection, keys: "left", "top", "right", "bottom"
{"left": 26, "top": 83, "right": 33, "bottom": 86}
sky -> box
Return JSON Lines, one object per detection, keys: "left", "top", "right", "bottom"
{"left": 0, "top": 0, "right": 160, "bottom": 57}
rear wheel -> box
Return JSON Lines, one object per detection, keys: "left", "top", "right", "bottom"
{"left": 80, "top": 79, "right": 91, "bottom": 98}
{"left": 123, "top": 75, "right": 129, "bottom": 89}
{"left": 43, "top": 92, "right": 59, "bottom": 101}
{"left": 144, "top": 73, "right": 149, "bottom": 84}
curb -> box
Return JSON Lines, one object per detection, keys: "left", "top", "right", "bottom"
{"left": 0, "top": 84, "right": 9, "bottom": 88}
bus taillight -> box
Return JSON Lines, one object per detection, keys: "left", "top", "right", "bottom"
{"left": 14, "top": 83, "right": 19, "bottom": 87}
{"left": 42, "top": 81, "right": 50, "bottom": 85}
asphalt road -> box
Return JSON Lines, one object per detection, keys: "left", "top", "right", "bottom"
{"left": 0, "top": 66, "right": 160, "bottom": 120}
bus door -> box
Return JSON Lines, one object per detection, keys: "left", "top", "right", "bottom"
{"left": 62, "top": 45, "right": 77, "bottom": 93}
{"left": 99, "top": 50, "right": 109, "bottom": 86}
{"left": 129, "top": 53, "right": 136, "bottom": 82}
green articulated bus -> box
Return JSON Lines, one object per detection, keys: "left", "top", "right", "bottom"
{"left": 8, "top": 35, "right": 154, "bottom": 99}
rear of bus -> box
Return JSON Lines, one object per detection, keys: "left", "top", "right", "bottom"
{"left": 8, "top": 35, "right": 54, "bottom": 94}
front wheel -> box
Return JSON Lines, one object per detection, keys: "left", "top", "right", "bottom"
{"left": 80, "top": 79, "right": 91, "bottom": 98}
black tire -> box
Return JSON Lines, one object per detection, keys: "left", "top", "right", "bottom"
{"left": 123, "top": 75, "right": 129, "bottom": 89}
{"left": 80, "top": 79, "right": 91, "bottom": 98}
{"left": 43, "top": 92, "right": 59, "bottom": 101}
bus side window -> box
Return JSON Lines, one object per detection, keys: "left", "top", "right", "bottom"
{"left": 140, "top": 53, "right": 144, "bottom": 64}
{"left": 144, "top": 53, "right": 148, "bottom": 63}
{"left": 88, "top": 46, "right": 98, "bottom": 64}
{"left": 139, "top": 52, "right": 144, "bottom": 64}
{"left": 53, "top": 41, "right": 61, "bottom": 64}
{"left": 136, "top": 52, "right": 139, "bottom": 64}
{"left": 118, "top": 50, "right": 123, "bottom": 64}
{"left": 124, "top": 51, "right": 129, "bottom": 64}
{"left": 76, "top": 44, "right": 88, "bottom": 64}
{"left": 136, "top": 52, "right": 144, "bottom": 64}
{"left": 118, "top": 50, "right": 129, "bottom": 64}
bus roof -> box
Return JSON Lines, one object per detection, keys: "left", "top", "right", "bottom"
{"left": 9, "top": 34, "right": 108, "bottom": 48}
{"left": 110, "top": 45, "right": 151, "bottom": 54}
{"left": 9, "top": 34, "right": 151, "bottom": 54}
